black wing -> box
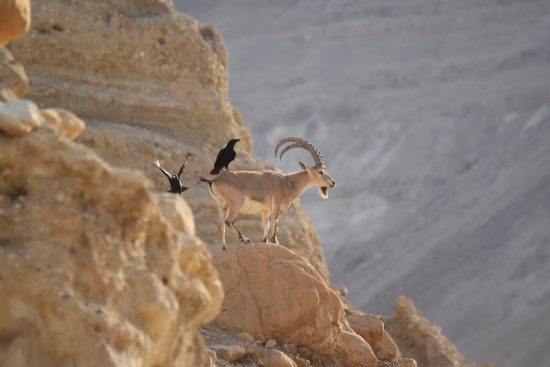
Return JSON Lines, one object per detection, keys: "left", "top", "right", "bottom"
{"left": 154, "top": 160, "right": 172, "bottom": 180}
{"left": 225, "top": 150, "right": 237, "bottom": 169}
{"left": 177, "top": 154, "right": 190, "bottom": 179}
{"left": 213, "top": 148, "right": 225, "bottom": 166}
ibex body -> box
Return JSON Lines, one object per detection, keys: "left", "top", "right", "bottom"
{"left": 202, "top": 137, "right": 335, "bottom": 250}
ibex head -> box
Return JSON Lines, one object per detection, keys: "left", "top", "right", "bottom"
{"left": 275, "top": 137, "right": 336, "bottom": 198}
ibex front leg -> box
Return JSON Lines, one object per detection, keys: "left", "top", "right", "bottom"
{"left": 269, "top": 205, "right": 281, "bottom": 244}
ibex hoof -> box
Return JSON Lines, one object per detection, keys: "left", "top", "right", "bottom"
{"left": 240, "top": 237, "right": 252, "bottom": 245}
{"left": 222, "top": 244, "right": 227, "bottom": 251}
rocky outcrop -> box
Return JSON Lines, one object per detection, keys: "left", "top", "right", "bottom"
{"left": 0, "top": 0, "right": 31, "bottom": 45}
{"left": 1, "top": 2, "right": 222, "bottom": 365}
{"left": 156, "top": 192, "right": 196, "bottom": 236}
{"left": 385, "top": 296, "right": 483, "bottom": 367}
{"left": 212, "top": 244, "right": 343, "bottom": 355}
{"left": 9, "top": 0, "right": 329, "bottom": 280}
{"left": 0, "top": 123, "right": 223, "bottom": 366}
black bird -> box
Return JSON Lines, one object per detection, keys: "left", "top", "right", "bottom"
{"left": 154, "top": 154, "right": 190, "bottom": 195}
{"left": 210, "top": 138, "right": 240, "bottom": 175}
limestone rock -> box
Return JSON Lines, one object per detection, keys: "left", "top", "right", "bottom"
{"left": 40, "top": 108, "right": 85, "bottom": 140}
{"left": 294, "top": 355, "right": 312, "bottom": 367}
{"left": 236, "top": 332, "right": 255, "bottom": 342}
{"left": 385, "top": 296, "right": 482, "bottom": 367}
{"left": 347, "top": 313, "right": 384, "bottom": 353}
{"left": 248, "top": 346, "right": 298, "bottom": 367}
{"left": 0, "top": 99, "right": 42, "bottom": 136}
{"left": 210, "top": 344, "right": 246, "bottom": 363}
{"left": 375, "top": 330, "right": 400, "bottom": 361}
{"left": 335, "top": 331, "right": 377, "bottom": 367}
{"left": 0, "top": 127, "right": 223, "bottom": 367}
{"left": 0, "top": 0, "right": 31, "bottom": 45}
{"left": 213, "top": 244, "right": 343, "bottom": 355}
{"left": 283, "top": 343, "right": 298, "bottom": 355}
{"left": 156, "top": 193, "right": 196, "bottom": 236}
{"left": 0, "top": 47, "right": 27, "bottom": 101}
{"left": 266, "top": 339, "right": 278, "bottom": 349}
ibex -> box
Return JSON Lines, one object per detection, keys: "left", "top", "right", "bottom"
{"left": 201, "top": 137, "right": 335, "bottom": 250}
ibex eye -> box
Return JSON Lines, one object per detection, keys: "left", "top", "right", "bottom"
{"left": 318, "top": 171, "right": 323, "bottom": 174}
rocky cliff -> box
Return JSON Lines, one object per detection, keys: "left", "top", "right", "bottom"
{"left": 8, "top": 0, "right": 328, "bottom": 280}
{"left": 2, "top": 1, "right": 486, "bottom": 366}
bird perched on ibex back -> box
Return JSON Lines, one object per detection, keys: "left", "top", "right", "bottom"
{"left": 210, "top": 138, "right": 240, "bottom": 175}
{"left": 154, "top": 154, "right": 190, "bottom": 195}
{"left": 201, "top": 137, "right": 335, "bottom": 250}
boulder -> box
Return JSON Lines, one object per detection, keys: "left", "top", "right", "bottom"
{"left": 347, "top": 313, "right": 384, "bottom": 353}
{"left": 0, "top": 99, "right": 42, "bottom": 137}
{"left": 335, "top": 331, "right": 377, "bottom": 367}
{"left": 0, "top": 0, "right": 31, "bottom": 45}
{"left": 210, "top": 344, "right": 246, "bottom": 363}
{"left": 156, "top": 193, "right": 196, "bottom": 236}
{"left": 375, "top": 330, "right": 401, "bottom": 361}
{"left": 0, "top": 47, "right": 28, "bottom": 101}
{"left": 236, "top": 332, "right": 255, "bottom": 342}
{"left": 213, "top": 244, "right": 344, "bottom": 355}
{"left": 0, "top": 127, "right": 223, "bottom": 367}
{"left": 40, "top": 108, "right": 86, "bottom": 140}
{"left": 247, "top": 346, "right": 298, "bottom": 367}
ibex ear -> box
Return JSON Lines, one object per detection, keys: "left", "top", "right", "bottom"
{"left": 298, "top": 161, "right": 307, "bottom": 170}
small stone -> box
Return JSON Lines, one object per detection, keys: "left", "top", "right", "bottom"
{"left": 297, "top": 346, "right": 312, "bottom": 359}
{"left": 265, "top": 339, "right": 277, "bottom": 349}
{"left": 396, "top": 358, "right": 418, "bottom": 367}
{"left": 257, "top": 349, "right": 297, "bottom": 367}
{"left": 40, "top": 108, "right": 85, "bottom": 141}
{"left": 236, "top": 332, "right": 255, "bottom": 342}
{"left": 0, "top": 99, "right": 43, "bottom": 137}
{"left": 210, "top": 344, "right": 246, "bottom": 363}
{"left": 54, "top": 193, "right": 65, "bottom": 203}
{"left": 283, "top": 343, "right": 298, "bottom": 355}
{"left": 294, "top": 355, "right": 311, "bottom": 367}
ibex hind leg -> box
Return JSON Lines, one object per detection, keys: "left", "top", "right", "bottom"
{"left": 261, "top": 211, "right": 270, "bottom": 243}
{"left": 218, "top": 203, "right": 227, "bottom": 250}
{"left": 225, "top": 201, "right": 252, "bottom": 245}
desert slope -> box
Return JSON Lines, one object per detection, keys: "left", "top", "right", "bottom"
{"left": 175, "top": 1, "right": 550, "bottom": 366}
